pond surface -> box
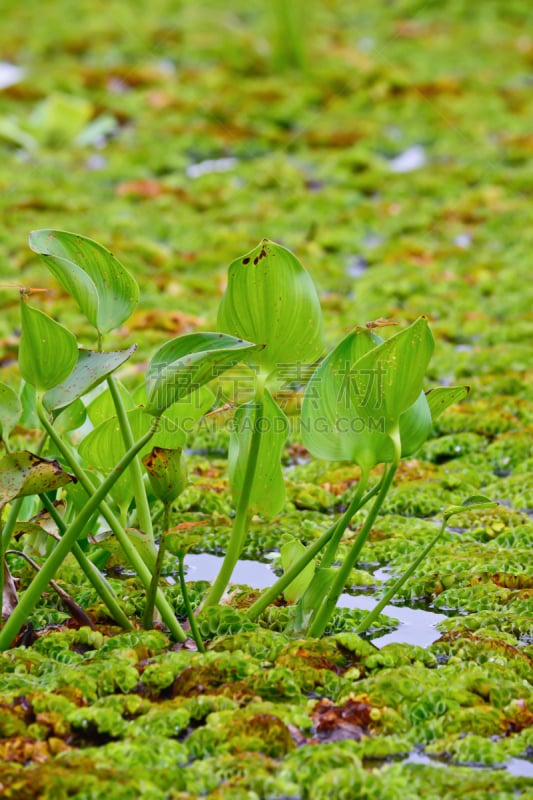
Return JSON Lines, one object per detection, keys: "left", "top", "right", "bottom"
{"left": 184, "top": 554, "right": 447, "bottom": 649}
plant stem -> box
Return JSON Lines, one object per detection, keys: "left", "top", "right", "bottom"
{"left": 271, "top": 0, "right": 307, "bottom": 71}
{"left": 178, "top": 554, "right": 205, "bottom": 652}
{"left": 246, "top": 473, "right": 382, "bottom": 622}
{"left": 142, "top": 504, "right": 170, "bottom": 629}
{"left": 307, "top": 462, "right": 398, "bottom": 638}
{"left": 355, "top": 517, "right": 447, "bottom": 635}
{"left": 202, "top": 379, "right": 265, "bottom": 608}
{"left": 1, "top": 433, "right": 47, "bottom": 609}
{"left": 319, "top": 467, "right": 371, "bottom": 569}
{"left": 38, "top": 493, "right": 133, "bottom": 630}
{"left": 35, "top": 400, "right": 186, "bottom": 642}
{"left": 0, "top": 417, "right": 160, "bottom": 649}
{"left": 107, "top": 374, "right": 153, "bottom": 542}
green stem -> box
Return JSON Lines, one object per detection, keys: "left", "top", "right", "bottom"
{"left": 202, "top": 379, "right": 265, "bottom": 608}
{"left": 35, "top": 400, "right": 186, "bottom": 642}
{"left": 246, "top": 473, "right": 382, "bottom": 622}
{"left": 107, "top": 374, "right": 153, "bottom": 542}
{"left": 0, "top": 415, "right": 159, "bottom": 649}
{"left": 38, "top": 493, "right": 132, "bottom": 630}
{"left": 1, "top": 434, "right": 47, "bottom": 609}
{"left": 178, "top": 554, "right": 205, "bottom": 652}
{"left": 355, "top": 517, "right": 447, "bottom": 635}
{"left": 319, "top": 467, "right": 371, "bottom": 569}
{"left": 307, "top": 462, "right": 398, "bottom": 638}
{"left": 247, "top": 486, "right": 364, "bottom": 622}
{"left": 142, "top": 504, "right": 170, "bottom": 629}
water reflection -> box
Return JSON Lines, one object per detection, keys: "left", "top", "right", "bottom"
{"left": 185, "top": 554, "right": 446, "bottom": 648}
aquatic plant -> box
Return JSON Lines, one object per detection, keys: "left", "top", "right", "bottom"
{"left": 0, "top": 230, "right": 479, "bottom": 649}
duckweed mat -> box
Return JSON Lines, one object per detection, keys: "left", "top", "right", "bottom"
{"left": 1, "top": 1, "right": 532, "bottom": 797}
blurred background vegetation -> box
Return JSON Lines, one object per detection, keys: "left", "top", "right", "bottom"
{"left": 0, "top": 0, "right": 532, "bottom": 395}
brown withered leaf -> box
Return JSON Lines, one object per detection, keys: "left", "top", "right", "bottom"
{"left": 311, "top": 697, "right": 373, "bottom": 742}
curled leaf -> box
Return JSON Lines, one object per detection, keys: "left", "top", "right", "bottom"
{"left": 146, "top": 332, "right": 258, "bottom": 415}
{"left": 0, "top": 451, "right": 76, "bottom": 508}
{"left": 142, "top": 446, "right": 187, "bottom": 505}
{"left": 29, "top": 229, "right": 139, "bottom": 334}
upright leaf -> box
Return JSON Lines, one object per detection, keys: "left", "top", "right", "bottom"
{"left": 142, "top": 447, "right": 186, "bottom": 504}
{"left": 29, "top": 230, "right": 139, "bottom": 334}
{"left": 0, "top": 383, "right": 21, "bottom": 443}
{"left": 228, "top": 388, "right": 288, "bottom": 517}
{"left": 146, "top": 332, "right": 257, "bottom": 414}
{"left": 302, "top": 318, "right": 434, "bottom": 469}
{"left": 280, "top": 537, "right": 315, "bottom": 604}
{"left": 19, "top": 301, "right": 78, "bottom": 391}
{"left": 217, "top": 239, "right": 324, "bottom": 376}
{"left": 43, "top": 345, "right": 137, "bottom": 411}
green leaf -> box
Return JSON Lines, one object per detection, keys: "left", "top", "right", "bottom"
{"left": 398, "top": 391, "right": 432, "bottom": 458}
{"left": 280, "top": 537, "right": 315, "bottom": 604}
{"left": 87, "top": 382, "right": 135, "bottom": 427}
{"left": 27, "top": 92, "right": 93, "bottom": 147}
{"left": 146, "top": 332, "right": 257, "bottom": 414}
{"left": 92, "top": 527, "right": 157, "bottom": 572}
{"left": 18, "top": 382, "right": 40, "bottom": 428}
{"left": 228, "top": 388, "right": 288, "bottom": 517}
{"left": 0, "top": 383, "right": 22, "bottom": 443}
{"left": 43, "top": 345, "right": 136, "bottom": 411}
{"left": 426, "top": 386, "right": 470, "bottom": 421}
{"left": 0, "top": 451, "right": 76, "bottom": 508}
{"left": 79, "top": 408, "right": 186, "bottom": 478}
{"left": 301, "top": 326, "right": 382, "bottom": 462}
{"left": 19, "top": 301, "right": 78, "bottom": 391}
{"left": 291, "top": 567, "right": 337, "bottom": 635}
{"left": 54, "top": 398, "right": 87, "bottom": 434}
{"left": 217, "top": 239, "right": 324, "bottom": 376}
{"left": 302, "top": 318, "right": 434, "bottom": 469}
{"left": 444, "top": 495, "right": 497, "bottom": 520}
{"left": 142, "top": 447, "right": 187, "bottom": 504}
{"left": 29, "top": 230, "right": 139, "bottom": 334}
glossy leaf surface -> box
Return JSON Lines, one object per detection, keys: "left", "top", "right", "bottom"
{"left": 146, "top": 331, "right": 257, "bottom": 414}
{"left": 217, "top": 239, "right": 324, "bottom": 376}
{"left": 302, "top": 318, "right": 434, "bottom": 468}
{"left": 19, "top": 301, "right": 78, "bottom": 391}
{"left": 228, "top": 388, "right": 288, "bottom": 517}
{"left": 29, "top": 229, "right": 139, "bottom": 334}
{"left": 43, "top": 345, "right": 136, "bottom": 411}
